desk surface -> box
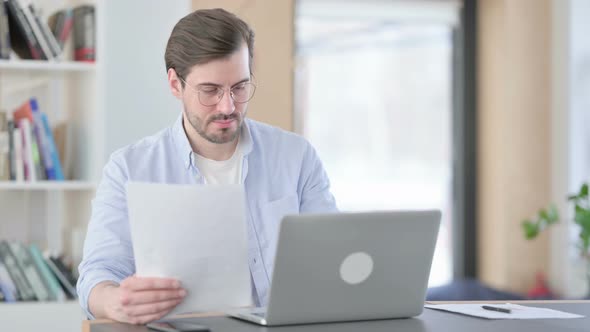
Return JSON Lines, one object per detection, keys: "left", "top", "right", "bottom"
{"left": 85, "top": 301, "right": 590, "bottom": 332}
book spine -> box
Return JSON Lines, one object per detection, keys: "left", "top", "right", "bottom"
{"left": 0, "top": 131, "right": 8, "bottom": 181}
{"left": 9, "top": 242, "right": 51, "bottom": 301}
{"left": 30, "top": 99, "right": 54, "bottom": 179}
{"left": 0, "top": 261, "right": 18, "bottom": 302}
{"left": 44, "top": 254, "right": 77, "bottom": 298}
{"left": 30, "top": 4, "right": 60, "bottom": 58}
{"left": 58, "top": 9, "right": 72, "bottom": 49}
{"left": 7, "top": 120, "right": 15, "bottom": 180}
{"left": 17, "top": 0, "right": 52, "bottom": 60}
{"left": 0, "top": 0, "right": 11, "bottom": 59}
{"left": 0, "top": 241, "right": 35, "bottom": 300}
{"left": 5, "top": 0, "right": 44, "bottom": 59}
{"left": 18, "top": 118, "right": 36, "bottom": 181}
{"left": 12, "top": 126, "right": 24, "bottom": 181}
{"left": 40, "top": 113, "right": 63, "bottom": 180}
{"left": 29, "top": 244, "right": 66, "bottom": 301}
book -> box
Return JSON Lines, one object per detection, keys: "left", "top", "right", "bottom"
{"left": 11, "top": 124, "right": 24, "bottom": 181}
{"left": 17, "top": 118, "right": 36, "bottom": 181}
{"left": 7, "top": 119, "right": 16, "bottom": 180}
{"left": 0, "top": 260, "right": 18, "bottom": 302}
{"left": 0, "top": 112, "right": 8, "bottom": 180}
{"left": 44, "top": 254, "right": 77, "bottom": 299}
{"left": 0, "top": 0, "right": 11, "bottom": 59}
{"left": 29, "top": 4, "right": 61, "bottom": 58}
{"left": 40, "top": 112, "right": 64, "bottom": 180}
{"left": 0, "top": 240, "right": 36, "bottom": 300}
{"left": 29, "top": 244, "right": 66, "bottom": 301}
{"left": 30, "top": 98, "right": 54, "bottom": 179}
{"left": 5, "top": 0, "right": 44, "bottom": 59}
{"left": 48, "top": 8, "right": 72, "bottom": 51}
{"left": 16, "top": 0, "right": 53, "bottom": 60}
{"left": 9, "top": 241, "right": 51, "bottom": 301}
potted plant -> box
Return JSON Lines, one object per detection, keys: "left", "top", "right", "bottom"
{"left": 522, "top": 183, "right": 590, "bottom": 298}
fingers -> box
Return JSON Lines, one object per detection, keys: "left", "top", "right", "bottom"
{"left": 123, "top": 297, "right": 183, "bottom": 319}
{"left": 121, "top": 288, "right": 187, "bottom": 305}
{"left": 120, "top": 276, "right": 181, "bottom": 291}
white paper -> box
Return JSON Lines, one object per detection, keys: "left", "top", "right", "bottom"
{"left": 127, "top": 182, "right": 252, "bottom": 316}
{"left": 425, "top": 303, "right": 584, "bottom": 319}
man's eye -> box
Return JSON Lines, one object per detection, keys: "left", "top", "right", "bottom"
{"left": 200, "top": 87, "right": 218, "bottom": 94}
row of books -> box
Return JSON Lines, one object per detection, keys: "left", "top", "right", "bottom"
{"left": 0, "top": 97, "right": 64, "bottom": 181}
{"left": 0, "top": 240, "right": 77, "bottom": 302}
{"left": 0, "top": 0, "right": 95, "bottom": 61}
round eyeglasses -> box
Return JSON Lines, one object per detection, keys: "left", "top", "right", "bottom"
{"left": 179, "top": 77, "right": 256, "bottom": 107}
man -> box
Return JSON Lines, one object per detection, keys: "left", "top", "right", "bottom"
{"left": 77, "top": 8, "right": 337, "bottom": 324}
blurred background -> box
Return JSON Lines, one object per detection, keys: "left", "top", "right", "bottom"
{"left": 0, "top": 0, "right": 589, "bottom": 331}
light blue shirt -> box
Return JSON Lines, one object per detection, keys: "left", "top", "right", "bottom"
{"left": 77, "top": 114, "right": 338, "bottom": 318}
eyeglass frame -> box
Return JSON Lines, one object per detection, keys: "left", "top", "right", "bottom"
{"left": 177, "top": 75, "right": 257, "bottom": 107}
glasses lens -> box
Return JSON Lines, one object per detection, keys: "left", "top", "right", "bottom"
{"left": 198, "top": 87, "right": 222, "bottom": 106}
{"left": 232, "top": 83, "right": 256, "bottom": 103}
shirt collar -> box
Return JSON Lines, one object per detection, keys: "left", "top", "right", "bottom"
{"left": 171, "top": 113, "right": 254, "bottom": 170}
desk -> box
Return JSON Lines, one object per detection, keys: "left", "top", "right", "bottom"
{"left": 84, "top": 301, "right": 590, "bottom": 332}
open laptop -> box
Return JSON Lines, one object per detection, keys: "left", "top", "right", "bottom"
{"left": 228, "top": 210, "right": 441, "bottom": 326}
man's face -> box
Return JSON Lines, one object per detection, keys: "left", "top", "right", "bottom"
{"left": 176, "top": 45, "right": 251, "bottom": 144}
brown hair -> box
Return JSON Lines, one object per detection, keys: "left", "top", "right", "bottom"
{"left": 165, "top": 8, "right": 255, "bottom": 86}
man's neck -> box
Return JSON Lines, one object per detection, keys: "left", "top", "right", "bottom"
{"left": 183, "top": 119, "right": 239, "bottom": 161}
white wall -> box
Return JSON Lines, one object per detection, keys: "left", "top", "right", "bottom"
{"left": 100, "top": 0, "right": 191, "bottom": 161}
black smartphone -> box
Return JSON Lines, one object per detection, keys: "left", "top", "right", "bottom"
{"left": 146, "top": 321, "right": 210, "bottom": 332}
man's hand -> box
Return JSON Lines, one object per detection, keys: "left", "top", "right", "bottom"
{"left": 89, "top": 276, "right": 186, "bottom": 324}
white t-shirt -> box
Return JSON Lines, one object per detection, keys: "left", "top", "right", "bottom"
{"left": 193, "top": 139, "right": 243, "bottom": 185}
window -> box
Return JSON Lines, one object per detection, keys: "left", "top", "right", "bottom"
{"left": 296, "top": 0, "right": 461, "bottom": 286}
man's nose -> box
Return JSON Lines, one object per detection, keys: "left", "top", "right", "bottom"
{"left": 217, "top": 90, "right": 236, "bottom": 115}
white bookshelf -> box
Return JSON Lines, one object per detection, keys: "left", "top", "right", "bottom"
{"left": 0, "top": 1, "right": 191, "bottom": 330}
{"left": 0, "top": 180, "right": 97, "bottom": 190}
{"left": 0, "top": 59, "right": 96, "bottom": 72}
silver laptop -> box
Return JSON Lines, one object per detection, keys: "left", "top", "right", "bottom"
{"left": 228, "top": 210, "right": 441, "bottom": 326}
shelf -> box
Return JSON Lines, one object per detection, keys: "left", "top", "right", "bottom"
{"left": 0, "top": 181, "right": 97, "bottom": 191}
{"left": 0, "top": 59, "right": 96, "bottom": 72}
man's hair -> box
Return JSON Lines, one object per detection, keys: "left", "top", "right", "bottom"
{"left": 165, "top": 8, "right": 255, "bottom": 85}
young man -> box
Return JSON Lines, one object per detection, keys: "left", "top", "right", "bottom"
{"left": 77, "top": 8, "right": 337, "bottom": 324}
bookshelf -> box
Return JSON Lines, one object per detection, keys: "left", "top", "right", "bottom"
{"left": 0, "top": 1, "right": 191, "bottom": 331}
{"left": 0, "top": 59, "right": 95, "bottom": 72}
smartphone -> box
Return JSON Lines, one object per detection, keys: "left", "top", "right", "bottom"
{"left": 146, "top": 321, "right": 210, "bottom": 332}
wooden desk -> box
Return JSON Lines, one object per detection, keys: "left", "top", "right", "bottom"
{"left": 84, "top": 300, "right": 590, "bottom": 332}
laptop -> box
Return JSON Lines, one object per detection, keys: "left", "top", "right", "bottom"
{"left": 228, "top": 210, "right": 441, "bottom": 326}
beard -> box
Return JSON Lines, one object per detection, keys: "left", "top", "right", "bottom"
{"left": 183, "top": 104, "right": 245, "bottom": 144}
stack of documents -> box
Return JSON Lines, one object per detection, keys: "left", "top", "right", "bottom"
{"left": 425, "top": 303, "right": 584, "bottom": 319}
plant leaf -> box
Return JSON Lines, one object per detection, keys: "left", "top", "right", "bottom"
{"left": 522, "top": 220, "right": 539, "bottom": 239}
{"left": 580, "top": 183, "right": 589, "bottom": 198}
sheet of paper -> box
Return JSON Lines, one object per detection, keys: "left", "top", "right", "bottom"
{"left": 127, "top": 182, "right": 252, "bottom": 316}
{"left": 425, "top": 303, "right": 584, "bottom": 319}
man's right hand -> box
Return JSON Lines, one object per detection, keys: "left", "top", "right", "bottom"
{"left": 88, "top": 276, "right": 187, "bottom": 324}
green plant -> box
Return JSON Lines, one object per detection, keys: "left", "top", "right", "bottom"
{"left": 522, "top": 183, "right": 590, "bottom": 296}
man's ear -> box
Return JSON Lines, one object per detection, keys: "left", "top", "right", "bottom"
{"left": 168, "top": 68, "right": 183, "bottom": 99}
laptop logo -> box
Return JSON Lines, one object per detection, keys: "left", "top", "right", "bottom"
{"left": 339, "top": 252, "right": 374, "bottom": 285}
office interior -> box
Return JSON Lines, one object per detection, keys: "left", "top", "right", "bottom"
{"left": 0, "top": 0, "right": 589, "bottom": 331}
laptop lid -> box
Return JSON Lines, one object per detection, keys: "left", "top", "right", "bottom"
{"left": 264, "top": 210, "right": 441, "bottom": 325}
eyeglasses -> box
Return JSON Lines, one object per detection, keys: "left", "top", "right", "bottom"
{"left": 178, "top": 77, "right": 256, "bottom": 107}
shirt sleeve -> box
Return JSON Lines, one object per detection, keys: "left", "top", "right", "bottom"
{"left": 76, "top": 152, "right": 135, "bottom": 319}
{"left": 298, "top": 142, "right": 338, "bottom": 213}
